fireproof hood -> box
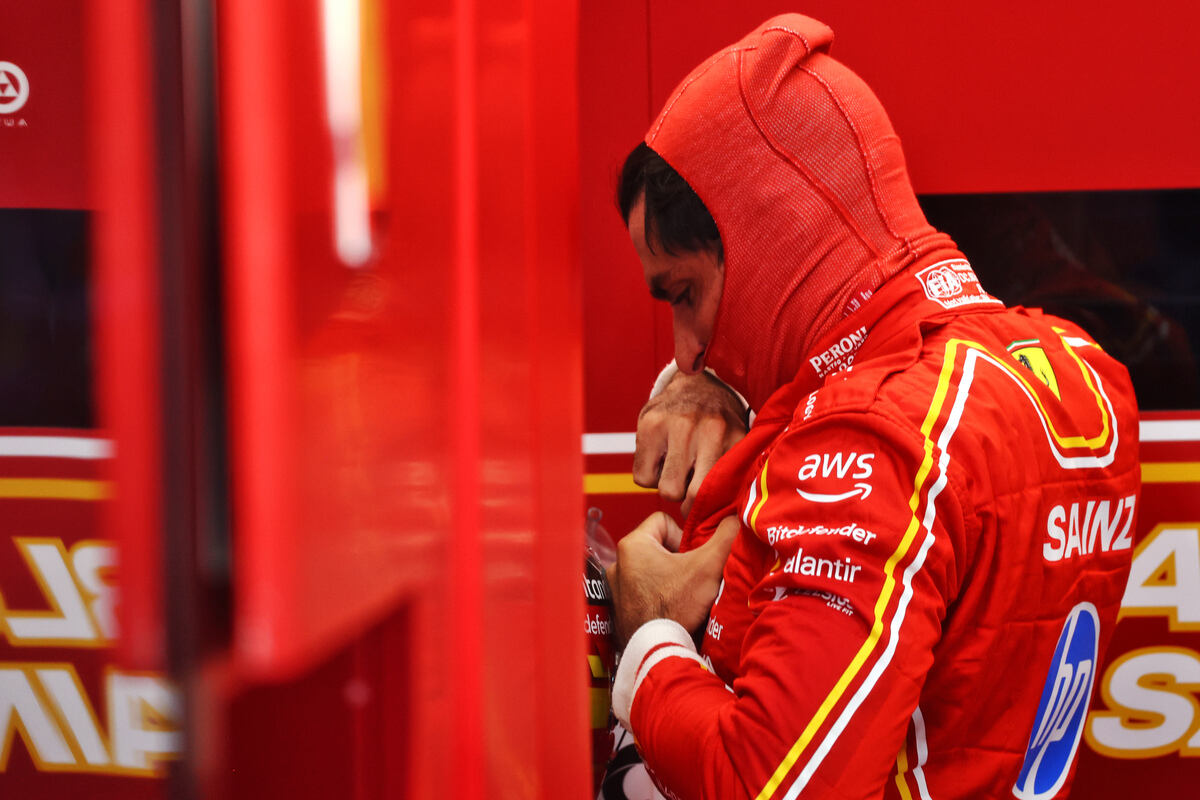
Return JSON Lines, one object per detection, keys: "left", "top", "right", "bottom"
{"left": 646, "top": 14, "right": 964, "bottom": 410}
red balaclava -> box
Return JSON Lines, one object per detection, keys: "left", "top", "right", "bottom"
{"left": 647, "top": 14, "right": 963, "bottom": 410}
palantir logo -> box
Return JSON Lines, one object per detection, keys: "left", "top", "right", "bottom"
{"left": 0, "top": 61, "right": 30, "bottom": 114}
{"left": 1013, "top": 602, "right": 1099, "bottom": 800}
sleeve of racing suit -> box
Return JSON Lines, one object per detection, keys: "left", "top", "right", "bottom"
{"left": 613, "top": 409, "right": 969, "bottom": 799}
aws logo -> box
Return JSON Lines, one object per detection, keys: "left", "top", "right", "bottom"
{"left": 796, "top": 451, "right": 874, "bottom": 503}
{"left": 1014, "top": 602, "right": 1099, "bottom": 800}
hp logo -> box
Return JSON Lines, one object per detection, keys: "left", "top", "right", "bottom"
{"left": 1013, "top": 602, "right": 1099, "bottom": 800}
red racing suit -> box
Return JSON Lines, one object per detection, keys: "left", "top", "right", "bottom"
{"left": 612, "top": 261, "right": 1141, "bottom": 800}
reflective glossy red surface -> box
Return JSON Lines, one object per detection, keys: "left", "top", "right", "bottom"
{"left": 220, "top": 0, "right": 586, "bottom": 795}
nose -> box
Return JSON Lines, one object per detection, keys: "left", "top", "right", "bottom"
{"left": 674, "top": 324, "right": 707, "bottom": 374}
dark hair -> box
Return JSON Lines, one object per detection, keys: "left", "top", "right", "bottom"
{"left": 616, "top": 142, "right": 722, "bottom": 258}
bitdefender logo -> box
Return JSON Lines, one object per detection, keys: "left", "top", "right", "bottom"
{"left": 0, "top": 61, "right": 30, "bottom": 115}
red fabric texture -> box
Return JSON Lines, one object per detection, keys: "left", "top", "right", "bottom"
{"left": 646, "top": 14, "right": 961, "bottom": 410}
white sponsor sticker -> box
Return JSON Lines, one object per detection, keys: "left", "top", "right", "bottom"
{"left": 914, "top": 259, "right": 1002, "bottom": 310}
{"left": 766, "top": 522, "right": 878, "bottom": 547}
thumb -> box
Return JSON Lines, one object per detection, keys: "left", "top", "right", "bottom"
{"left": 690, "top": 515, "right": 740, "bottom": 575}
{"left": 656, "top": 511, "right": 685, "bottom": 552}
{"left": 631, "top": 511, "right": 684, "bottom": 552}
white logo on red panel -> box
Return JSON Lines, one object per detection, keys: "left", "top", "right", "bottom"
{"left": 808, "top": 326, "right": 868, "bottom": 379}
{"left": 1042, "top": 495, "right": 1135, "bottom": 563}
{"left": 915, "top": 259, "right": 1001, "bottom": 310}
{"left": 796, "top": 452, "right": 874, "bottom": 503}
{"left": 923, "top": 265, "right": 963, "bottom": 298}
{"left": 0, "top": 61, "right": 30, "bottom": 114}
{"left": 798, "top": 484, "right": 872, "bottom": 503}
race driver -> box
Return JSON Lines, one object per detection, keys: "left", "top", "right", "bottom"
{"left": 604, "top": 14, "right": 1141, "bottom": 800}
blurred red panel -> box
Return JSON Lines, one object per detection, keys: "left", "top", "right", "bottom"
{"left": 220, "top": 0, "right": 439, "bottom": 678}
{"left": 220, "top": 0, "right": 586, "bottom": 795}
{"left": 87, "top": 0, "right": 166, "bottom": 670}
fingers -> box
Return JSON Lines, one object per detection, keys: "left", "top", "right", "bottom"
{"left": 630, "top": 510, "right": 682, "bottom": 551}
{"left": 693, "top": 515, "right": 740, "bottom": 565}
{"left": 634, "top": 369, "right": 750, "bottom": 510}
{"left": 609, "top": 514, "right": 739, "bottom": 645}
{"left": 661, "top": 513, "right": 684, "bottom": 551}
{"left": 632, "top": 422, "right": 668, "bottom": 488}
{"left": 657, "top": 433, "right": 692, "bottom": 502}
{"left": 635, "top": 411, "right": 696, "bottom": 501}
{"left": 708, "top": 515, "right": 742, "bottom": 554}
{"left": 609, "top": 513, "right": 683, "bottom": 646}
{"left": 682, "top": 417, "right": 727, "bottom": 516}
{"left": 676, "top": 516, "right": 739, "bottom": 628}
{"left": 680, "top": 465, "right": 700, "bottom": 517}
{"left": 723, "top": 420, "right": 748, "bottom": 452}
{"left": 678, "top": 517, "right": 738, "bottom": 600}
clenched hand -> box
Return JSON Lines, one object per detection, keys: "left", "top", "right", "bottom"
{"left": 607, "top": 513, "right": 741, "bottom": 648}
{"left": 633, "top": 371, "right": 748, "bottom": 516}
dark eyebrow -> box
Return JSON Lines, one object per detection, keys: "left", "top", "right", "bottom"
{"left": 648, "top": 274, "right": 671, "bottom": 301}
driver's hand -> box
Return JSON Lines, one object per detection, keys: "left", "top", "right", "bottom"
{"left": 607, "top": 513, "right": 740, "bottom": 648}
{"left": 632, "top": 370, "right": 748, "bottom": 517}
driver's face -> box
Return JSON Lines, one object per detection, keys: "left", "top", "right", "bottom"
{"left": 628, "top": 194, "right": 724, "bottom": 375}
